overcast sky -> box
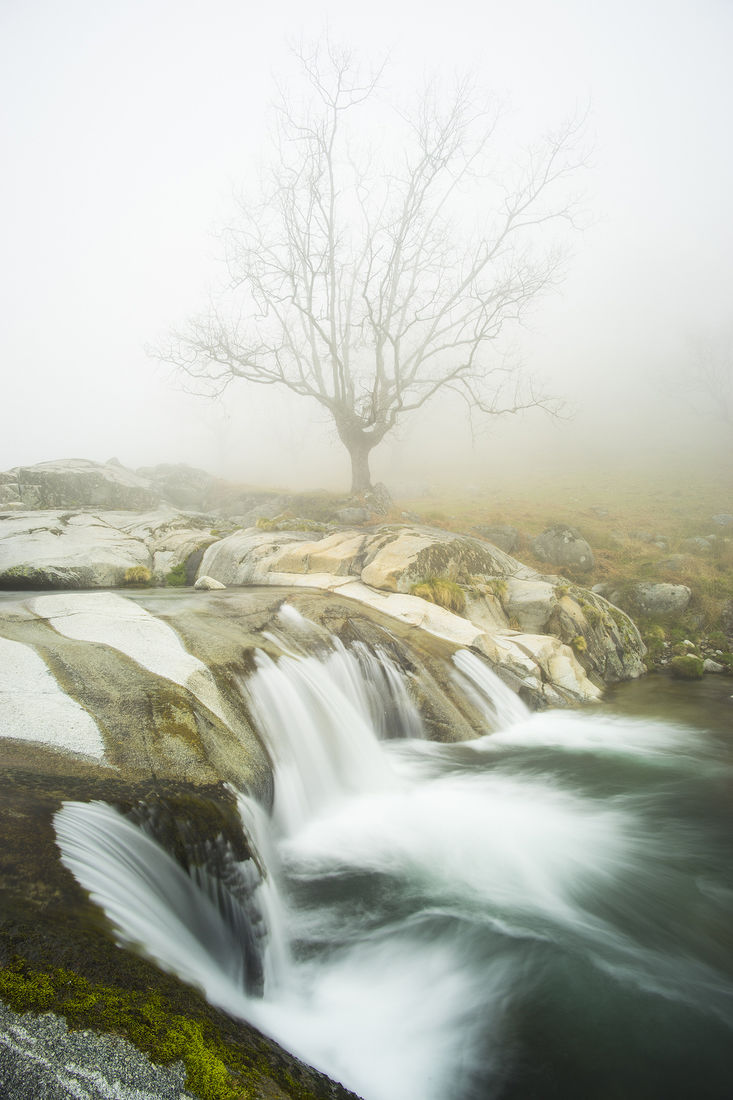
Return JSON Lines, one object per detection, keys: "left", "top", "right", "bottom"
{"left": 1, "top": 0, "right": 731, "bottom": 489}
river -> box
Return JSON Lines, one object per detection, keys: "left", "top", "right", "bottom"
{"left": 55, "top": 611, "right": 733, "bottom": 1100}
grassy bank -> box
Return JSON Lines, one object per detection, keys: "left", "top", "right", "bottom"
{"left": 395, "top": 465, "right": 733, "bottom": 672}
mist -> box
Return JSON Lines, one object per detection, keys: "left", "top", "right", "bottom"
{"left": 2, "top": 0, "right": 732, "bottom": 493}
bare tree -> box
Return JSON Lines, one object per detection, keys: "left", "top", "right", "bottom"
{"left": 685, "top": 332, "right": 733, "bottom": 428}
{"left": 158, "top": 41, "right": 585, "bottom": 494}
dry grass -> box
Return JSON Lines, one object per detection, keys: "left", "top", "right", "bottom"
{"left": 395, "top": 464, "right": 733, "bottom": 647}
{"left": 409, "top": 576, "right": 467, "bottom": 615}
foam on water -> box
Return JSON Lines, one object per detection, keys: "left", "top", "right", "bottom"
{"left": 54, "top": 632, "right": 733, "bottom": 1100}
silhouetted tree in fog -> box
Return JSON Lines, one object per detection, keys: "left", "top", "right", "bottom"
{"left": 158, "top": 40, "right": 586, "bottom": 493}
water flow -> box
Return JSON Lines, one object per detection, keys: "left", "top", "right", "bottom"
{"left": 55, "top": 631, "right": 733, "bottom": 1100}
{"left": 452, "top": 648, "right": 530, "bottom": 730}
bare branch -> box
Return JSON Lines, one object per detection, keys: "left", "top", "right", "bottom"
{"left": 152, "top": 40, "right": 586, "bottom": 491}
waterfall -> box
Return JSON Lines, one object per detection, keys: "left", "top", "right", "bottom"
{"left": 55, "top": 621, "right": 733, "bottom": 1100}
{"left": 451, "top": 647, "right": 530, "bottom": 730}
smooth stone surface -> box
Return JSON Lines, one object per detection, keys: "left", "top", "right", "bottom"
{"left": 0, "top": 635, "right": 105, "bottom": 759}
{"left": 199, "top": 526, "right": 644, "bottom": 700}
{"left": 194, "top": 575, "right": 226, "bottom": 590}
{"left": 0, "top": 510, "right": 215, "bottom": 589}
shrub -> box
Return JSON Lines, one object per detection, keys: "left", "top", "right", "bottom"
{"left": 571, "top": 634, "right": 587, "bottom": 654}
{"left": 166, "top": 562, "right": 187, "bottom": 587}
{"left": 642, "top": 623, "right": 666, "bottom": 657}
{"left": 410, "top": 576, "right": 466, "bottom": 614}
{"left": 486, "top": 578, "right": 507, "bottom": 599}
{"left": 123, "top": 566, "right": 152, "bottom": 586}
{"left": 669, "top": 655, "right": 704, "bottom": 680}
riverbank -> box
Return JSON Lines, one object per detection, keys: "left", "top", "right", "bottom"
{"left": 395, "top": 466, "right": 733, "bottom": 676}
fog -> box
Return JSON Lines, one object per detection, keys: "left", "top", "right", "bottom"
{"left": 2, "top": 0, "right": 732, "bottom": 492}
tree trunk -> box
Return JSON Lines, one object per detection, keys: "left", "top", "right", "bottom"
{"left": 346, "top": 438, "right": 373, "bottom": 495}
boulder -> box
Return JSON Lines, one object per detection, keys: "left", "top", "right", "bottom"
{"left": 198, "top": 524, "right": 645, "bottom": 699}
{"left": 335, "top": 507, "right": 371, "bottom": 525}
{"left": 473, "top": 524, "right": 520, "bottom": 554}
{"left": 135, "top": 462, "right": 220, "bottom": 511}
{"left": 712, "top": 513, "right": 733, "bottom": 527}
{"left": 503, "top": 579, "right": 557, "bottom": 633}
{"left": 150, "top": 527, "right": 218, "bottom": 582}
{"left": 0, "top": 482, "right": 21, "bottom": 506}
{"left": 0, "top": 510, "right": 217, "bottom": 589}
{"left": 0, "top": 511, "right": 152, "bottom": 588}
{"left": 9, "top": 459, "right": 160, "bottom": 511}
{"left": 657, "top": 555, "right": 690, "bottom": 574}
{"left": 363, "top": 482, "right": 392, "bottom": 515}
{"left": 680, "top": 537, "right": 712, "bottom": 554}
{"left": 194, "top": 574, "right": 226, "bottom": 590}
{"left": 530, "top": 526, "right": 594, "bottom": 573}
{"left": 546, "top": 589, "right": 646, "bottom": 683}
{"left": 629, "top": 582, "right": 692, "bottom": 615}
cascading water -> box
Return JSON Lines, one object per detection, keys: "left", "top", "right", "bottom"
{"left": 55, "top": 611, "right": 733, "bottom": 1100}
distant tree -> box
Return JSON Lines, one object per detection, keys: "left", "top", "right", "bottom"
{"left": 157, "top": 41, "right": 586, "bottom": 494}
{"left": 685, "top": 332, "right": 733, "bottom": 427}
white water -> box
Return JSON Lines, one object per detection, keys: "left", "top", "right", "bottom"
{"left": 452, "top": 648, "right": 530, "bottom": 731}
{"left": 54, "top": 626, "right": 733, "bottom": 1100}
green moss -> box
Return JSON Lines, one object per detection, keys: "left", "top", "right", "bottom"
{"left": 0, "top": 564, "right": 55, "bottom": 589}
{"left": 0, "top": 959, "right": 256, "bottom": 1099}
{"left": 123, "top": 565, "right": 152, "bottom": 587}
{"left": 410, "top": 576, "right": 466, "bottom": 614}
{"left": 576, "top": 598, "right": 602, "bottom": 627}
{"left": 669, "top": 654, "right": 704, "bottom": 680}
{"left": 571, "top": 634, "right": 587, "bottom": 654}
{"left": 256, "top": 514, "right": 328, "bottom": 533}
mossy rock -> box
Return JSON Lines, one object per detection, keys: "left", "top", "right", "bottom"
{"left": 668, "top": 654, "right": 704, "bottom": 680}
{"left": 0, "top": 957, "right": 355, "bottom": 1100}
{"left": 0, "top": 764, "right": 359, "bottom": 1100}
